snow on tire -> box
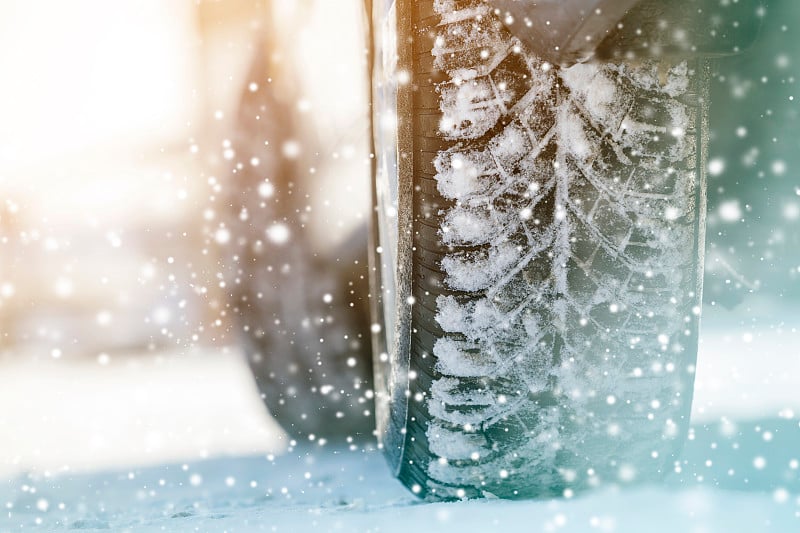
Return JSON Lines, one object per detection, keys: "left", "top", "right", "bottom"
{"left": 380, "top": 0, "right": 708, "bottom": 500}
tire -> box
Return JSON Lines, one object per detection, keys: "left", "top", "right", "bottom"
{"left": 226, "top": 43, "right": 374, "bottom": 443}
{"left": 371, "top": 0, "right": 708, "bottom": 499}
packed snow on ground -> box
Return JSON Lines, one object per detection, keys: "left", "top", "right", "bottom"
{"left": 2, "top": 441, "right": 799, "bottom": 533}
{"left": 0, "top": 302, "right": 799, "bottom": 532}
{"left": 1, "top": 435, "right": 798, "bottom": 533}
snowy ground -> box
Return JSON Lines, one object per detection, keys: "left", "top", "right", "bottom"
{"left": 1, "top": 303, "right": 799, "bottom": 532}
{"left": 1, "top": 436, "right": 798, "bottom": 533}
{"left": 1, "top": 440, "right": 799, "bottom": 533}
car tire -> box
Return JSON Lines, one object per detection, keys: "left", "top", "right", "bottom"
{"left": 370, "top": 0, "right": 708, "bottom": 499}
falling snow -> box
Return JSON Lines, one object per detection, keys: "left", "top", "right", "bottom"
{"left": 0, "top": 0, "right": 798, "bottom": 529}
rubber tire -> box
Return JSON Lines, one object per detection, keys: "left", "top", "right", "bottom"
{"left": 378, "top": 0, "right": 708, "bottom": 500}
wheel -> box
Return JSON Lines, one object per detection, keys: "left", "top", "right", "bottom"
{"left": 370, "top": 0, "right": 708, "bottom": 499}
{"left": 225, "top": 41, "right": 374, "bottom": 444}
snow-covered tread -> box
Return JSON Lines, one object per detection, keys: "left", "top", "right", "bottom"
{"left": 398, "top": 0, "right": 706, "bottom": 499}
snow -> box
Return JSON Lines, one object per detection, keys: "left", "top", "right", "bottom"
{"left": 0, "top": 0, "right": 796, "bottom": 528}
{"left": 1, "top": 443, "right": 797, "bottom": 532}
{"left": 1, "top": 304, "right": 799, "bottom": 531}
{"left": 432, "top": 337, "right": 495, "bottom": 378}
{"left": 0, "top": 349, "right": 286, "bottom": 479}
{"left": 442, "top": 207, "right": 499, "bottom": 246}
{"left": 439, "top": 243, "right": 521, "bottom": 291}
{"left": 433, "top": 151, "right": 493, "bottom": 201}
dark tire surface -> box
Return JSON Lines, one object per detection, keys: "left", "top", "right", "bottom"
{"left": 385, "top": 0, "right": 708, "bottom": 499}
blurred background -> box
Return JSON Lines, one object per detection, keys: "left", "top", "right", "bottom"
{"left": 0, "top": 0, "right": 797, "bottom": 483}
{"left": 0, "top": 0, "right": 284, "bottom": 477}
{"left": 705, "top": 0, "right": 800, "bottom": 307}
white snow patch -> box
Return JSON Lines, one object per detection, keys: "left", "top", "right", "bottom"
{"left": 443, "top": 207, "right": 507, "bottom": 245}
{"left": 427, "top": 422, "right": 488, "bottom": 460}
{"left": 435, "top": 150, "right": 493, "bottom": 201}
{"left": 439, "top": 78, "right": 502, "bottom": 140}
{"left": 441, "top": 243, "right": 519, "bottom": 291}
{"left": 433, "top": 337, "right": 493, "bottom": 378}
